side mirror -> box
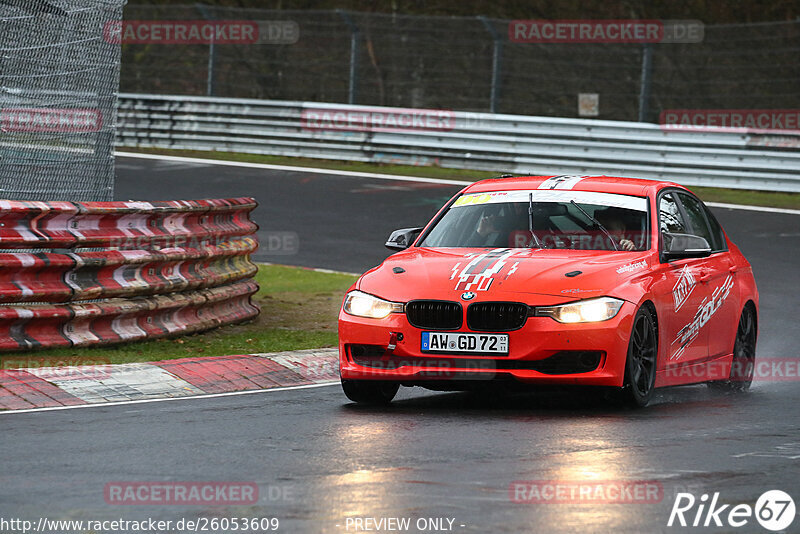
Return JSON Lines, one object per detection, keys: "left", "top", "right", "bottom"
{"left": 385, "top": 227, "right": 423, "bottom": 251}
{"left": 662, "top": 232, "right": 712, "bottom": 261}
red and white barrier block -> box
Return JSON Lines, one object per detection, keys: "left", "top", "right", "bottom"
{"left": 0, "top": 197, "right": 260, "bottom": 352}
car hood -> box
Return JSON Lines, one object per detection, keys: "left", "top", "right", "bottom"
{"left": 357, "top": 247, "right": 652, "bottom": 304}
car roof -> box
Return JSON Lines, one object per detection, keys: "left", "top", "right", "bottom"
{"left": 463, "top": 175, "right": 689, "bottom": 197}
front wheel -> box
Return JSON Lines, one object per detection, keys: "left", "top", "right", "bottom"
{"left": 341, "top": 379, "right": 399, "bottom": 405}
{"left": 620, "top": 305, "right": 658, "bottom": 408}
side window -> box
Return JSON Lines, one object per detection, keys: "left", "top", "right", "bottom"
{"left": 676, "top": 193, "right": 715, "bottom": 248}
{"left": 659, "top": 193, "right": 688, "bottom": 234}
{"left": 702, "top": 204, "right": 727, "bottom": 252}
{"left": 676, "top": 193, "right": 726, "bottom": 252}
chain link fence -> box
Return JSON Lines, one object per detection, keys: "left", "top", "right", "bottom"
{"left": 0, "top": 0, "right": 124, "bottom": 202}
{"left": 117, "top": 6, "right": 800, "bottom": 123}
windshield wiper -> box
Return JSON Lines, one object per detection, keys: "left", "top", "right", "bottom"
{"left": 570, "top": 200, "right": 619, "bottom": 251}
{"left": 528, "top": 193, "right": 543, "bottom": 249}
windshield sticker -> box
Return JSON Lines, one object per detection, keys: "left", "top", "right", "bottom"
{"left": 453, "top": 191, "right": 509, "bottom": 207}
{"left": 453, "top": 248, "right": 517, "bottom": 291}
{"left": 538, "top": 175, "right": 585, "bottom": 190}
{"left": 616, "top": 259, "right": 648, "bottom": 274}
{"left": 671, "top": 274, "right": 734, "bottom": 360}
{"left": 453, "top": 190, "right": 647, "bottom": 212}
{"left": 672, "top": 265, "right": 697, "bottom": 311}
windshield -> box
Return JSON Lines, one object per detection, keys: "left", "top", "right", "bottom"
{"left": 419, "top": 190, "right": 649, "bottom": 251}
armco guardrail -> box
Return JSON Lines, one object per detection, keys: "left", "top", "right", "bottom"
{"left": 0, "top": 198, "right": 259, "bottom": 351}
{"left": 117, "top": 94, "right": 800, "bottom": 193}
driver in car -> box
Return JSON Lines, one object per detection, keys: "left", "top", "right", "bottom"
{"left": 472, "top": 203, "right": 530, "bottom": 247}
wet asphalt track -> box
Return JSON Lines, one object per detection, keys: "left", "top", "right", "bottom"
{"left": 1, "top": 154, "right": 799, "bottom": 533}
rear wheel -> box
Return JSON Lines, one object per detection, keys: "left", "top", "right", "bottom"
{"left": 341, "top": 379, "right": 399, "bottom": 405}
{"left": 620, "top": 306, "right": 658, "bottom": 408}
{"left": 709, "top": 305, "right": 756, "bottom": 391}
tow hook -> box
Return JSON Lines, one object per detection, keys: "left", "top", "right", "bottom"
{"left": 387, "top": 332, "right": 403, "bottom": 351}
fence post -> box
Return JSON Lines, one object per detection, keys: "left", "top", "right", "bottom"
{"left": 638, "top": 43, "right": 653, "bottom": 122}
{"left": 478, "top": 16, "right": 502, "bottom": 114}
{"left": 196, "top": 3, "right": 216, "bottom": 96}
{"left": 337, "top": 10, "right": 360, "bottom": 105}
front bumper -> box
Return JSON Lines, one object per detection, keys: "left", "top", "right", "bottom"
{"left": 338, "top": 301, "right": 636, "bottom": 387}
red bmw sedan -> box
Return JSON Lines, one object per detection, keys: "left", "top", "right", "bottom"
{"left": 338, "top": 175, "right": 758, "bottom": 407}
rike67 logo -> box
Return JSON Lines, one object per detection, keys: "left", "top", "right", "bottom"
{"left": 668, "top": 490, "right": 795, "bottom": 531}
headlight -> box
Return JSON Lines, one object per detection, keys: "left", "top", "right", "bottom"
{"left": 534, "top": 297, "right": 624, "bottom": 323}
{"left": 343, "top": 290, "right": 404, "bottom": 319}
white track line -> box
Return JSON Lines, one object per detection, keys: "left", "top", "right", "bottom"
{"left": 115, "top": 151, "right": 800, "bottom": 216}
{"left": 704, "top": 201, "right": 800, "bottom": 215}
{"left": 115, "top": 151, "right": 471, "bottom": 186}
{"left": 0, "top": 381, "right": 339, "bottom": 415}
{"left": 258, "top": 261, "right": 360, "bottom": 277}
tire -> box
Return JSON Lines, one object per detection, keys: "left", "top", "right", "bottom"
{"left": 709, "top": 304, "right": 756, "bottom": 391}
{"left": 620, "top": 305, "right": 658, "bottom": 408}
{"left": 341, "top": 379, "right": 399, "bottom": 405}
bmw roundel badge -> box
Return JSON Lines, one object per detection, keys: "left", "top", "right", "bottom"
{"left": 461, "top": 292, "right": 476, "bottom": 301}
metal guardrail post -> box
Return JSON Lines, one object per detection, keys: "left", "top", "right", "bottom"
{"left": 196, "top": 3, "right": 217, "bottom": 97}
{"left": 206, "top": 41, "right": 217, "bottom": 96}
{"left": 337, "top": 10, "right": 360, "bottom": 105}
{"left": 478, "top": 16, "right": 502, "bottom": 114}
{"left": 638, "top": 43, "right": 653, "bottom": 122}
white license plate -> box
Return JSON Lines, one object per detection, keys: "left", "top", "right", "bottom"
{"left": 421, "top": 332, "right": 508, "bottom": 354}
